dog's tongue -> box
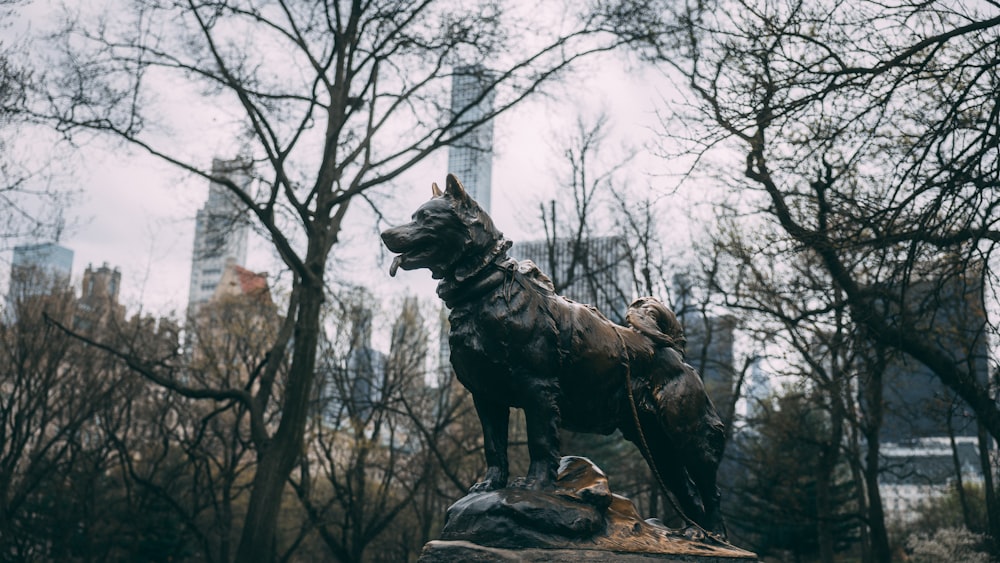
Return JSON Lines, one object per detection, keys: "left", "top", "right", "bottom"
{"left": 389, "top": 255, "right": 403, "bottom": 277}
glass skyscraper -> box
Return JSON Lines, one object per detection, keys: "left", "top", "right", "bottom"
{"left": 447, "top": 65, "right": 495, "bottom": 212}
{"left": 10, "top": 242, "right": 74, "bottom": 289}
{"left": 187, "top": 158, "right": 250, "bottom": 313}
{"left": 5, "top": 242, "right": 74, "bottom": 322}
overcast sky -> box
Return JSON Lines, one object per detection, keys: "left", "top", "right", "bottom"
{"left": 4, "top": 2, "right": 684, "bottom": 319}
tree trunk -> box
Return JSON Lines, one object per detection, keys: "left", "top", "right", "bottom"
{"left": 862, "top": 361, "right": 891, "bottom": 563}
{"left": 978, "top": 422, "right": 999, "bottom": 540}
{"left": 236, "top": 280, "right": 325, "bottom": 562}
{"left": 816, "top": 416, "right": 842, "bottom": 563}
{"left": 947, "top": 415, "right": 972, "bottom": 528}
{"left": 816, "top": 363, "right": 846, "bottom": 563}
{"left": 815, "top": 462, "right": 835, "bottom": 563}
{"left": 863, "top": 435, "right": 890, "bottom": 563}
{"left": 846, "top": 415, "right": 871, "bottom": 563}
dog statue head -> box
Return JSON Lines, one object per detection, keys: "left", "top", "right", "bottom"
{"left": 381, "top": 174, "right": 511, "bottom": 281}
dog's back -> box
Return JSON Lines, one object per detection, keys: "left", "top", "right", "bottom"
{"left": 448, "top": 258, "right": 661, "bottom": 433}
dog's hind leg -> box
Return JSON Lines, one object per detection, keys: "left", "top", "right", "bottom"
{"left": 470, "top": 396, "right": 510, "bottom": 492}
{"left": 685, "top": 416, "right": 727, "bottom": 537}
{"left": 622, "top": 417, "right": 706, "bottom": 526}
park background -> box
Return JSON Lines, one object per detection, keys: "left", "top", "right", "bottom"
{"left": 1, "top": 0, "right": 998, "bottom": 561}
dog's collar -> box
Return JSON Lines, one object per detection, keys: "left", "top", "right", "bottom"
{"left": 437, "top": 249, "right": 515, "bottom": 308}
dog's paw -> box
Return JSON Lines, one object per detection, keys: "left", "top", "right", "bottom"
{"left": 681, "top": 525, "right": 706, "bottom": 541}
{"left": 468, "top": 480, "right": 500, "bottom": 493}
{"left": 510, "top": 475, "right": 553, "bottom": 491}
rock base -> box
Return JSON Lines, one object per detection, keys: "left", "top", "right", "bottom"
{"left": 418, "top": 540, "right": 757, "bottom": 562}
{"left": 419, "top": 457, "right": 757, "bottom": 562}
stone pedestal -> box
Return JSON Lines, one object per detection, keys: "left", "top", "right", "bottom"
{"left": 417, "top": 457, "right": 757, "bottom": 563}
{"left": 418, "top": 540, "right": 755, "bottom": 562}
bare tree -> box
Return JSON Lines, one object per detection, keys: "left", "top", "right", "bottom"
{"left": 0, "top": 272, "right": 134, "bottom": 559}
{"left": 597, "top": 0, "right": 1000, "bottom": 544}
{"left": 297, "top": 293, "right": 482, "bottom": 562}
{"left": 651, "top": 0, "right": 1000, "bottom": 439}
{"left": 26, "top": 1, "right": 632, "bottom": 558}
{"left": 0, "top": 1, "right": 72, "bottom": 247}
{"left": 528, "top": 112, "right": 638, "bottom": 319}
{"left": 706, "top": 218, "right": 882, "bottom": 559}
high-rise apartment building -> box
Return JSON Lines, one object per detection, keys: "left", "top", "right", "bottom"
{"left": 187, "top": 158, "right": 250, "bottom": 313}
{"left": 447, "top": 65, "right": 495, "bottom": 212}
{"left": 683, "top": 313, "right": 737, "bottom": 413}
{"left": 873, "top": 271, "right": 992, "bottom": 519}
{"left": 879, "top": 274, "right": 990, "bottom": 443}
{"left": 514, "top": 235, "right": 631, "bottom": 322}
{"left": 75, "top": 262, "right": 125, "bottom": 331}
{"left": 80, "top": 262, "right": 121, "bottom": 304}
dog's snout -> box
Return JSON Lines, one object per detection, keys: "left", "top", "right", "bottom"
{"left": 381, "top": 227, "right": 403, "bottom": 251}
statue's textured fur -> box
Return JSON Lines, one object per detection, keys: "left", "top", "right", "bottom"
{"left": 381, "top": 175, "right": 726, "bottom": 535}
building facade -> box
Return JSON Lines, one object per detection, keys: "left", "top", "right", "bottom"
{"left": 880, "top": 274, "right": 990, "bottom": 443}
{"left": 683, "top": 313, "right": 737, "bottom": 414}
{"left": 187, "top": 158, "right": 251, "bottom": 314}
{"left": 514, "top": 235, "right": 632, "bottom": 322}
{"left": 875, "top": 272, "right": 993, "bottom": 522}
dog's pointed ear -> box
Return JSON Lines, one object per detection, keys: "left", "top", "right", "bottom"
{"left": 431, "top": 182, "right": 443, "bottom": 197}
{"left": 445, "top": 174, "right": 469, "bottom": 202}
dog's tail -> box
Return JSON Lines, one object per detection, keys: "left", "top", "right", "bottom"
{"left": 625, "top": 296, "right": 686, "bottom": 357}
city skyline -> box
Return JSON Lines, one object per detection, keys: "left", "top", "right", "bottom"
{"left": 2, "top": 41, "right": 670, "bottom": 320}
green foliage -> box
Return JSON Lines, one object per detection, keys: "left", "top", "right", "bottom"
{"left": 904, "top": 528, "right": 994, "bottom": 563}
{"left": 908, "top": 483, "right": 991, "bottom": 537}
{"left": 723, "top": 392, "right": 859, "bottom": 558}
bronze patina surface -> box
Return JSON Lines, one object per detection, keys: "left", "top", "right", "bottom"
{"left": 382, "top": 175, "right": 728, "bottom": 537}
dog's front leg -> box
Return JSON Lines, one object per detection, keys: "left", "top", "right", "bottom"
{"left": 521, "top": 381, "right": 561, "bottom": 490}
{"left": 470, "top": 396, "right": 510, "bottom": 493}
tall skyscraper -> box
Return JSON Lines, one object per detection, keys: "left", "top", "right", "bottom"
{"left": 438, "top": 66, "right": 497, "bottom": 379}
{"left": 447, "top": 65, "right": 495, "bottom": 212}
{"left": 4, "top": 242, "right": 74, "bottom": 323}
{"left": 673, "top": 274, "right": 737, "bottom": 412}
{"left": 9, "top": 242, "right": 74, "bottom": 290}
{"left": 187, "top": 158, "right": 251, "bottom": 313}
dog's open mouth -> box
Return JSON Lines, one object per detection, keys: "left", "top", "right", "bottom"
{"left": 387, "top": 246, "right": 436, "bottom": 277}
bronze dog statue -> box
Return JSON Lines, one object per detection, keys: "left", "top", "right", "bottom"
{"left": 381, "top": 174, "right": 726, "bottom": 536}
